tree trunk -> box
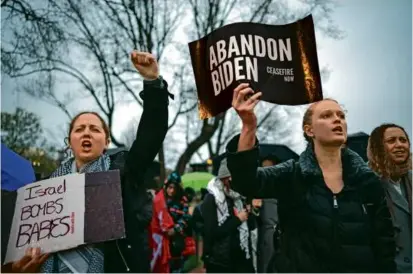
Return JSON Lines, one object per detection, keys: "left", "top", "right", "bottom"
{"left": 158, "top": 144, "right": 166, "bottom": 183}
{"left": 175, "top": 116, "right": 222, "bottom": 175}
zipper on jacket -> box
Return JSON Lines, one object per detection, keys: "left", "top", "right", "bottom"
{"left": 116, "top": 240, "right": 130, "bottom": 272}
{"left": 333, "top": 195, "right": 338, "bottom": 209}
{"left": 331, "top": 195, "right": 339, "bottom": 271}
{"left": 361, "top": 204, "right": 367, "bottom": 214}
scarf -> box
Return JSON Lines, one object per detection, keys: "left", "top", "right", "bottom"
{"left": 207, "top": 178, "right": 258, "bottom": 271}
{"left": 166, "top": 194, "right": 190, "bottom": 235}
{"left": 41, "top": 154, "right": 110, "bottom": 273}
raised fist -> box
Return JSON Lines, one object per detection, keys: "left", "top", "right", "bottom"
{"left": 131, "top": 51, "right": 159, "bottom": 80}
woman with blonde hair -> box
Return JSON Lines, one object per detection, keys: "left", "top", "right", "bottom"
{"left": 225, "top": 83, "right": 396, "bottom": 272}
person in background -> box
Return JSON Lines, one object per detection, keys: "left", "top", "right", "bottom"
{"left": 254, "top": 197, "right": 278, "bottom": 273}
{"left": 255, "top": 157, "right": 280, "bottom": 273}
{"left": 185, "top": 187, "right": 196, "bottom": 204}
{"left": 185, "top": 186, "right": 197, "bottom": 216}
{"left": 368, "top": 123, "right": 412, "bottom": 273}
{"left": 190, "top": 187, "right": 209, "bottom": 273}
{"left": 226, "top": 83, "right": 396, "bottom": 272}
{"left": 150, "top": 172, "right": 195, "bottom": 273}
{"left": 200, "top": 158, "right": 257, "bottom": 273}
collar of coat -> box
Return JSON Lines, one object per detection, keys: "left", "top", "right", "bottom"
{"left": 298, "top": 144, "right": 372, "bottom": 185}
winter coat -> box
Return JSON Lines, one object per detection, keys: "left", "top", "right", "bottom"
{"left": 226, "top": 135, "right": 396, "bottom": 273}
{"left": 100, "top": 79, "right": 170, "bottom": 273}
{"left": 382, "top": 172, "right": 412, "bottom": 273}
{"left": 0, "top": 80, "right": 170, "bottom": 273}
{"left": 199, "top": 193, "right": 255, "bottom": 272}
{"left": 257, "top": 199, "right": 278, "bottom": 273}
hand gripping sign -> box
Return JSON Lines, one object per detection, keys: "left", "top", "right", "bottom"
{"left": 4, "top": 170, "right": 125, "bottom": 264}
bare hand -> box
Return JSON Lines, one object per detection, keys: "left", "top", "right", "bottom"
{"left": 232, "top": 83, "right": 262, "bottom": 129}
{"left": 11, "top": 247, "right": 49, "bottom": 273}
{"left": 131, "top": 51, "right": 159, "bottom": 80}
{"left": 237, "top": 209, "right": 249, "bottom": 222}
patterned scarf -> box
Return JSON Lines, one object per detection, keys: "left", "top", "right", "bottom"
{"left": 41, "top": 154, "right": 110, "bottom": 273}
{"left": 166, "top": 194, "right": 191, "bottom": 236}
{"left": 207, "top": 178, "right": 258, "bottom": 271}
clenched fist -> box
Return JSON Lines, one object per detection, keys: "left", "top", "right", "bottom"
{"left": 131, "top": 51, "right": 159, "bottom": 80}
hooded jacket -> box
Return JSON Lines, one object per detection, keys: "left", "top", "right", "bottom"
{"left": 226, "top": 134, "right": 396, "bottom": 273}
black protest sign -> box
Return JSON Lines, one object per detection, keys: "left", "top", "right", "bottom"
{"left": 4, "top": 170, "right": 125, "bottom": 264}
{"left": 188, "top": 14, "right": 323, "bottom": 119}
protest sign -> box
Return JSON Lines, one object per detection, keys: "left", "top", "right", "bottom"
{"left": 188, "top": 14, "right": 323, "bottom": 119}
{"left": 4, "top": 170, "right": 125, "bottom": 264}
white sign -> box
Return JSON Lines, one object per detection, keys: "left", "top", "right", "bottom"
{"left": 5, "top": 173, "right": 86, "bottom": 263}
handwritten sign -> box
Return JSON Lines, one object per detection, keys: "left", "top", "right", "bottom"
{"left": 4, "top": 170, "right": 125, "bottom": 264}
{"left": 5, "top": 173, "right": 85, "bottom": 263}
{"left": 188, "top": 14, "right": 323, "bottom": 119}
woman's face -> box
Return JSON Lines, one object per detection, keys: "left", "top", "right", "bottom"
{"left": 383, "top": 127, "right": 410, "bottom": 164}
{"left": 166, "top": 184, "right": 176, "bottom": 197}
{"left": 305, "top": 100, "right": 347, "bottom": 146}
{"left": 69, "top": 113, "right": 109, "bottom": 164}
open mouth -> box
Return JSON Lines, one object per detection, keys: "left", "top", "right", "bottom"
{"left": 81, "top": 140, "right": 92, "bottom": 151}
{"left": 332, "top": 126, "right": 344, "bottom": 134}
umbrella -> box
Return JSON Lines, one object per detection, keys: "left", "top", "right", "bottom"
{"left": 181, "top": 172, "right": 214, "bottom": 191}
{"left": 1, "top": 144, "right": 35, "bottom": 191}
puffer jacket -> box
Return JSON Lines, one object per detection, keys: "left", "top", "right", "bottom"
{"left": 226, "top": 135, "right": 396, "bottom": 273}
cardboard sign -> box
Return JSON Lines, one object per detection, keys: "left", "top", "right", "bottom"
{"left": 4, "top": 170, "right": 125, "bottom": 264}
{"left": 188, "top": 14, "right": 323, "bottom": 119}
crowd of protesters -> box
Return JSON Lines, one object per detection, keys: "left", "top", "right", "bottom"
{"left": 1, "top": 51, "right": 411, "bottom": 274}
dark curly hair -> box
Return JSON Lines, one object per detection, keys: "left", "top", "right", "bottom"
{"left": 367, "top": 123, "right": 411, "bottom": 179}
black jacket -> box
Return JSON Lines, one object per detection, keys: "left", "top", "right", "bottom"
{"left": 226, "top": 135, "right": 396, "bottom": 273}
{"left": 101, "top": 79, "right": 170, "bottom": 273}
{"left": 198, "top": 193, "right": 255, "bottom": 271}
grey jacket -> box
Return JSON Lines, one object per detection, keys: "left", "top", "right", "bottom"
{"left": 383, "top": 172, "right": 412, "bottom": 273}
{"left": 257, "top": 199, "right": 278, "bottom": 273}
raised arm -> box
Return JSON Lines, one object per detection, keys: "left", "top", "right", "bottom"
{"left": 227, "top": 83, "right": 293, "bottom": 199}
{"left": 226, "top": 134, "right": 294, "bottom": 199}
{"left": 124, "top": 51, "right": 170, "bottom": 187}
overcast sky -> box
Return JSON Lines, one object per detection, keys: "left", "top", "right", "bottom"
{"left": 2, "top": 0, "right": 412, "bottom": 164}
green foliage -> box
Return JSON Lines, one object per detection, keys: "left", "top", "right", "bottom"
{"left": 1, "top": 108, "right": 58, "bottom": 178}
{"left": 25, "top": 147, "right": 58, "bottom": 179}
{"left": 1, "top": 108, "right": 43, "bottom": 155}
